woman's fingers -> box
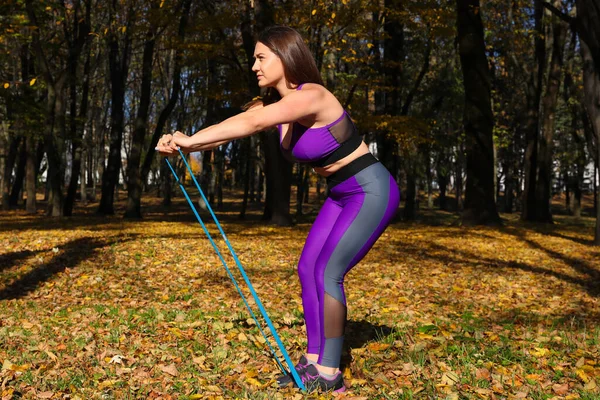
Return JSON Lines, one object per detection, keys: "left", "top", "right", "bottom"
{"left": 156, "top": 134, "right": 175, "bottom": 154}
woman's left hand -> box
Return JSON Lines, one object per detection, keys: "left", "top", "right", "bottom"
{"left": 156, "top": 131, "right": 193, "bottom": 155}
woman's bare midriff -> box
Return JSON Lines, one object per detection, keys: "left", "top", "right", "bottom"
{"left": 313, "top": 141, "right": 371, "bottom": 177}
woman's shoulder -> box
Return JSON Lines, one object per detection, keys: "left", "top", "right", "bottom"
{"left": 296, "top": 83, "right": 338, "bottom": 104}
{"left": 297, "top": 82, "right": 328, "bottom": 93}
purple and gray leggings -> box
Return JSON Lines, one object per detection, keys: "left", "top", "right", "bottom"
{"left": 298, "top": 153, "right": 400, "bottom": 368}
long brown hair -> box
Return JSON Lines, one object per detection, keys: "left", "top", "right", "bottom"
{"left": 245, "top": 26, "right": 323, "bottom": 109}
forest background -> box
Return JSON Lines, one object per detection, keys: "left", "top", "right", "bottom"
{"left": 0, "top": 0, "right": 599, "bottom": 234}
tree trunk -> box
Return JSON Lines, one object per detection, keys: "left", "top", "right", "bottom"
{"left": 403, "top": 162, "right": 417, "bottom": 220}
{"left": 521, "top": 0, "right": 546, "bottom": 221}
{"left": 456, "top": 0, "right": 501, "bottom": 225}
{"left": 296, "top": 164, "right": 306, "bottom": 216}
{"left": 63, "top": 0, "right": 90, "bottom": 217}
{"left": 436, "top": 155, "right": 449, "bottom": 211}
{"left": 425, "top": 147, "right": 433, "bottom": 209}
{"left": 25, "top": 0, "right": 68, "bottom": 217}
{"left": 45, "top": 84, "right": 67, "bottom": 217}
{"left": 575, "top": 0, "right": 600, "bottom": 243}
{"left": 261, "top": 132, "right": 293, "bottom": 226}
{"left": 455, "top": 141, "right": 464, "bottom": 211}
{"left": 10, "top": 141, "right": 26, "bottom": 207}
{"left": 240, "top": 138, "right": 251, "bottom": 219}
{"left": 241, "top": 0, "right": 289, "bottom": 224}
{"left": 98, "top": 3, "right": 133, "bottom": 215}
{"left": 216, "top": 148, "right": 224, "bottom": 210}
{"left": 503, "top": 147, "right": 514, "bottom": 213}
{"left": 0, "top": 121, "right": 14, "bottom": 210}
{"left": 536, "top": 4, "right": 568, "bottom": 222}
{"left": 25, "top": 136, "right": 37, "bottom": 213}
{"left": 125, "top": 23, "right": 156, "bottom": 219}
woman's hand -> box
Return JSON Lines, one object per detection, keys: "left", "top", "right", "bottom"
{"left": 156, "top": 131, "right": 192, "bottom": 155}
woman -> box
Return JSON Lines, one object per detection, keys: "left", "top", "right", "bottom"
{"left": 157, "top": 26, "right": 400, "bottom": 393}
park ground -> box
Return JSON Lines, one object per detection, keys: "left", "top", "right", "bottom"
{"left": 1, "top": 188, "right": 599, "bottom": 399}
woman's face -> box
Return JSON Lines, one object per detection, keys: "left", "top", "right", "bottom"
{"left": 252, "top": 42, "right": 285, "bottom": 88}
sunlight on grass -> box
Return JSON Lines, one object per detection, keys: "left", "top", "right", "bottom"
{"left": 1, "top": 194, "right": 599, "bottom": 398}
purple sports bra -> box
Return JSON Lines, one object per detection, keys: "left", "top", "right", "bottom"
{"left": 278, "top": 84, "right": 362, "bottom": 167}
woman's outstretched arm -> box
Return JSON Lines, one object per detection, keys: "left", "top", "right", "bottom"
{"left": 157, "top": 88, "right": 324, "bottom": 155}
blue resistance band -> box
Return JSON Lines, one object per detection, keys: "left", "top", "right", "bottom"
{"left": 164, "top": 150, "right": 305, "bottom": 391}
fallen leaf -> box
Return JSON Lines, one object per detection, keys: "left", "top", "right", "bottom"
{"left": 108, "top": 355, "right": 124, "bottom": 364}
{"left": 160, "top": 364, "right": 178, "bottom": 376}
{"left": 584, "top": 379, "right": 597, "bottom": 391}
{"left": 552, "top": 383, "right": 569, "bottom": 395}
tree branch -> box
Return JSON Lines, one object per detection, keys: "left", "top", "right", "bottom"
{"left": 542, "top": 2, "right": 575, "bottom": 27}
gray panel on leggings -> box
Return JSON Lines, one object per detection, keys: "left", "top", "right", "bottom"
{"left": 321, "top": 336, "right": 345, "bottom": 368}
{"left": 323, "top": 162, "right": 390, "bottom": 303}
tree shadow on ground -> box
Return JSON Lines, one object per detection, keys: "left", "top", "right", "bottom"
{"left": 0, "top": 235, "right": 137, "bottom": 300}
{"left": 0, "top": 249, "right": 42, "bottom": 273}
{"left": 524, "top": 223, "right": 598, "bottom": 247}
{"left": 502, "top": 225, "right": 600, "bottom": 294}
{"left": 388, "top": 232, "right": 600, "bottom": 299}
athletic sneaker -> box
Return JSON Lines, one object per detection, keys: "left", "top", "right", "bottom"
{"left": 276, "top": 355, "right": 310, "bottom": 388}
{"left": 300, "top": 364, "right": 346, "bottom": 393}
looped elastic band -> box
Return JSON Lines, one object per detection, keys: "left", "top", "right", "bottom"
{"left": 164, "top": 150, "right": 305, "bottom": 391}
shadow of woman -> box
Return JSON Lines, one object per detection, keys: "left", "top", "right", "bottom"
{"left": 341, "top": 319, "right": 394, "bottom": 368}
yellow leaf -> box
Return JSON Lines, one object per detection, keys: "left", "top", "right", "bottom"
{"left": 576, "top": 368, "right": 590, "bottom": 383}
{"left": 12, "top": 364, "right": 30, "bottom": 372}
{"left": 441, "top": 371, "right": 460, "bottom": 386}
{"left": 238, "top": 332, "right": 248, "bottom": 341}
{"left": 343, "top": 367, "right": 352, "bottom": 380}
{"left": 245, "top": 377, "right": 262, "bottom": 387}
{"left": 159, "top": 0, "right": 165, "bottom": 7}
{"left": 245, "top": 369, "right": 258, "bottom": 378}
{"left": 312, "top": 9, "right": 316, "bottom": 15}
{"left": 3, "top": 83, "right": 9, "bottom": 89}
{"left": 37, "top": 391, "right": 54, "bottom": 399}
{"left": 29, "top": 78, "right": 36, "bottom": 86}
{"left": 205, "top": 385, "right": 221, "bottom": 392}
{"left": 99, "top": 380, "right": 119, "bottom": 389}
{"left": 331, "top": 12, "right": 336, "bottom": 19}
{"left": 530, "top": 347, "right": 550, "bottom": 357}
{"left": 367, "top": 342, "right": 391, "bottom": 351}
{"left": 121, "top": 26, "right": 126, "bottom": 33}
{"left": 21, "top": 320, "right": 34, "bottom": 329}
